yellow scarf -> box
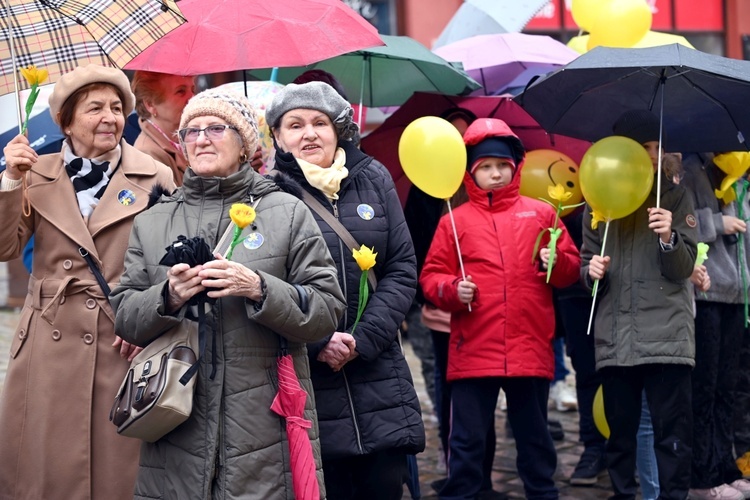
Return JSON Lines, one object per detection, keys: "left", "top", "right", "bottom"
{"left": 296, "top": 148, "right": 348, "bottom": 201}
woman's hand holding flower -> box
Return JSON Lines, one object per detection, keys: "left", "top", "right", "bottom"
{"left": 199, "top": 253, "right": 264, "bottom": 301}
{"left": 317, "top": 332, "right": 357, "bottom": 371}
{"left": 2, "top": 135, "right": 37, "bottom": 180}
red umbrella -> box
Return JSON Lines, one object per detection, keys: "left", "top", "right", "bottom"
{"left": 361, "top": 92, "right": 592, "bottom": 206}
{"left": 125, "top": 0, "right": 383, "bottom": 75}
{"left": 270, "top": 354, "right": 318, "bottom": 500}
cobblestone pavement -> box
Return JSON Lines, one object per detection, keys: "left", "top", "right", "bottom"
{"left": 0, "top": 308, "right": 617, "bottom": 499}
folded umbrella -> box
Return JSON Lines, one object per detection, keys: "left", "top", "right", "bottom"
{"left": 270, "top": 352, "right": 318, "bottom": 500}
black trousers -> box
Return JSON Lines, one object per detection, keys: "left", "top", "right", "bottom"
{"left": 692, "top": 302, "right": 744, "bottom": 488}
{"left": 440, "top": 377, "right": 558, "bottom": 500}
{"left": 323, "top": 450, "right": 407, "bottom": 500}
{"left": 600, "top": 364, "right": 692, "bottom": 500}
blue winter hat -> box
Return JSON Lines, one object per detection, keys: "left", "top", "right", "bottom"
{"left": 467, "top": 137, "right": 517, "bottom": 173}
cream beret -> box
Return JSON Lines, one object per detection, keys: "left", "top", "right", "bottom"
{"left": 48, "top": 64, "right": 135, "bottom": 125}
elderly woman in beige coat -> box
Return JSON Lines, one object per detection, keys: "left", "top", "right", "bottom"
{"left": 0, "top": 65, "right": 175, "bottom": 499}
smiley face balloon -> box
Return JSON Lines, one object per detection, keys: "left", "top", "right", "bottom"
{"left": 520, "top": 149, "right": 582, "bottom": 217}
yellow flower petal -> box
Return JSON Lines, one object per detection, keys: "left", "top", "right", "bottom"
{"left": 20, "top": 65, "right": 48, "bottom": 86}
{"left": 352, "top": 244, "right": 377, "bottom": 271}
{"left": 229, "top": 203, "right": 256, "bottom": 229}
{"left": 547, "top": 183, "right": 572, "bottom": 202}
{"left": 591, "top": 210, "right": 607, "bottom": 230}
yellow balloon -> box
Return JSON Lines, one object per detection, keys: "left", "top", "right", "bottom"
{"left": 593, "top": 385, "right": 610, "bottom": 439}
{"left": 587, "top": 0, "right": 652, "bottom": 50}
{"left": 399, "top": 116, "right": 466, "bottom": 199}
{"left": 519, "top": 149, "right": 582, "bottom": 217}
{"left": 571, "top": 0, "right": 611, "bottom": 33}
{"left": 579, "top": 136, "right": 654, "bottom": 220}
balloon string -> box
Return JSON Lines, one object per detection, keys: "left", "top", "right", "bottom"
{"left": 656, "top": 84, "right": 665, "bottom": 209}
{"left": 587, "top": 219, "right": 610, "bottom": 336}
{"left": 446, "top": 199, "right": 471, "bottom": 313}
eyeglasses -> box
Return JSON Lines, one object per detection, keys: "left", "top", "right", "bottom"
{"left": 179, "top": 124, "right": 237, "bottom": 143}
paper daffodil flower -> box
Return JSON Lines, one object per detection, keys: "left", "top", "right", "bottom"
{"left": 548, "top": 183, "right": 573, "bottom": 203}
{"left": 19, "top": 65, "right": 48, "bottom": 135}
{"left": 226, "top": 203, "right": 256, "bottom": 260}
{"left": 591, "top": 210, "right": 607, "bottom": 230}
{"left": 695, "top": 242, "right": 709, "bottom": 266}
{"left": 351, "top": 245, "right": 377, "bottom": 335}
{"left": 353, "top": 245, "right": 377, "bottom": 271}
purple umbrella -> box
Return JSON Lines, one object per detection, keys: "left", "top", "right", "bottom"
{"left": 433, "top": 33, "right": 579, "bottom": 96}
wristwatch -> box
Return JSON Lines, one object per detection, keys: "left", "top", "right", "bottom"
{"left": 659, "top": 231, "right": 677, "bottom": 251}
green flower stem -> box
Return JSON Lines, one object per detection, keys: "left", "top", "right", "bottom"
{"left": 350, "top": 270, "right": 369, "bottom": 336}
{"left": 21, "top": 85, "right": 39, "bottom": 135}
{"left": 546, "top": 228, "right": 562, "bottom": 283}
{"left": 225, "top": 225, "right": 243, "bottom": 260}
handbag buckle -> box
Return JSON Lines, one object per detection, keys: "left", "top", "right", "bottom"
{"left": 142, "top": 360, "right": 152, "bottom": 376}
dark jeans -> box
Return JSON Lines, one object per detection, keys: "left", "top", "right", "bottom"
{"left": 600, "top": 364, "right": 692, "bottom": 500}
{"left": 323, "top": 450, "right": 407, "bottom": 500}
{"left": 431, "top": 329, "right": 495, "bottom": 488}
{"left": 440, "top": 377, "right": 557, "bottom": 500}
{"left": 692, "top": 302, "right": 744, "bottom": 488}
{"left": 557, "top": 296, "right": 604, "bottom": 450}
{"left": 734, "top": 325, "right": 750, "bottom": 457}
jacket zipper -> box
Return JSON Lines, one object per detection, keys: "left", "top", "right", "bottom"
{"left": 331, "top": 199, "right": 363, "bottom": 454}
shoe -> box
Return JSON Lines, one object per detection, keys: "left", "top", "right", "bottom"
{"left": 549, "top": 380, "right": 578, "bottom": 412}
{"left": 728, "top": 479, "right": 750, "bottom": 499}
{"left": 688, "top": 484, "right": 745, "bottom": 500}
{"left": 431, "top": 477, "right": 447, "bottom": 494}
{"left": 477, "top": 489, "right": 508, "bottom": 500}
{"left": 548, "top": 419, "right": 564, "bottom": 441}
{"left": 570, "top": 446, "right": 606, "bottom": 486}
{"left": 738, "top": 452, "right": 750, "bottom": 479}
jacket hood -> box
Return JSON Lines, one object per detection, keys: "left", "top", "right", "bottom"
{"left": 463, "top": 118, "right": 526, "bottom": 170}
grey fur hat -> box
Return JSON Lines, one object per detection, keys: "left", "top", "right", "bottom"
{"left": 265, "top": 81, "right": 359, "bottom": 142}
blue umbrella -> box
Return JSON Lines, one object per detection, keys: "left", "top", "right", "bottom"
{"left": 0, "top": 111, "right": 142, "bottom": 171}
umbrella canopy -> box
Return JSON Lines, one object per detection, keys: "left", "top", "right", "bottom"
{"left": 360, "top": 92, "right": 591, "bottom": 205}
{"left": 567, "top": 31, "right": 695, "bottom": 54}
{"left": 248, "top": 35, "right": 481, "bottom": 108}
{"left": 434, "top": 33, "right": 579, "bottom": 96}
{"left": 433, "top": 0, "right": 549, "bottom": 48}
{"left": 125, "top": 0, "right": 383, "bottom": 75}
{"left": 515, "top": 44, "right": 750, "bottom": 153}
{"left": 270, "top": 354, "right": 318, "bottom": 500}
{"left": 0, "top": 0, "right": 185, "bottom": 96}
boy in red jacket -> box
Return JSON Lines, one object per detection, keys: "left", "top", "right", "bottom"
{"left": 420, "top": 118, "right": 580, "bottom": 499}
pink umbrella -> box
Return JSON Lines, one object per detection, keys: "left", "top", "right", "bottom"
{"left": 125, "top": 0, "right": 383, "bottom": 75}
{"left": 360, "top": 92, "right": 591, "bottom": 206}
{"left": 270, "top": 354, "right": 318, "bottom": 500}
{"left": 433, "top": 33, "right": 579, "bottom": 96}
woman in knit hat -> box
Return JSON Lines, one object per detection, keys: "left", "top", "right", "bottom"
{"left": 0, "top": 64, "right": 176, "bottom": 499}
{"left": 267, "top": 81, "right": 425, "bottom": 499}
{"left": 110, "top": 88, "right": 345, "bottom": 499}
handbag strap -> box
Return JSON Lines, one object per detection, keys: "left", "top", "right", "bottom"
{"left": 300, "top": 190, "right": 377, "bottom": 291}
{"left": 79, "top": 247, "right": 111, "bottom": 300}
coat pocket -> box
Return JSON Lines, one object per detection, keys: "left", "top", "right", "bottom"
{"left": 10, "top": 305, "right": 34, "bottom": 358}
{"left": 634, "top": 279, "right": 691, "bottom": 342}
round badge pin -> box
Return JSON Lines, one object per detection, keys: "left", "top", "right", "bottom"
{"left": 243, "top": 233, "right": 265, "bottom": 250}
{"left": 117, "top": 189, "right": 136, "bottom": 206}
{"left": 357, "top": 204, "right": 375, "bottom": 221}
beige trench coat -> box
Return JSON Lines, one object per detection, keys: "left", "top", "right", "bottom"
{"left": 133, "top": 117, "right": 188, "bottom": 186}
{"left": 0, "top": 142, "right": 175, "bottom": 500}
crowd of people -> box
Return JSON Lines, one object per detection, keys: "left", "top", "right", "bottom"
{"left": 1, "top": 63, "right": 749, "bottom": 500}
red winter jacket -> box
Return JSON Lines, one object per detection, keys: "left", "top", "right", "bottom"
{"left": 420, "top": 122, "right": 580, "bottom": 381}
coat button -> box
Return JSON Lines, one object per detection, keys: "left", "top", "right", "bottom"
{"left": 62, "top": 259, "right": 73, "bottom": 270}
{"left": 85, "top": 298, "right": 97, "bottom": 309}
{"left": 51, "top": 330, "right": 61, "bottom": 340}
{"left": 82, "top": 333, "right": 94, "bottom": 345}
{"left": 18, "top": 329, "right": 27, "bottom": 340}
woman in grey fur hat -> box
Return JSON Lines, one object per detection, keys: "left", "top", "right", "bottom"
{"left": 267, "top": 81, "right": 425, "bottom": 499}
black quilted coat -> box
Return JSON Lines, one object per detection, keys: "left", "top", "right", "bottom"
{"left": 273, "top": 140, "right": 425, "bottom": 459}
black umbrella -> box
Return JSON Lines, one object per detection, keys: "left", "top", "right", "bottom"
{"left": 515, "top": 44, "right": 750, "bottom": 154}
